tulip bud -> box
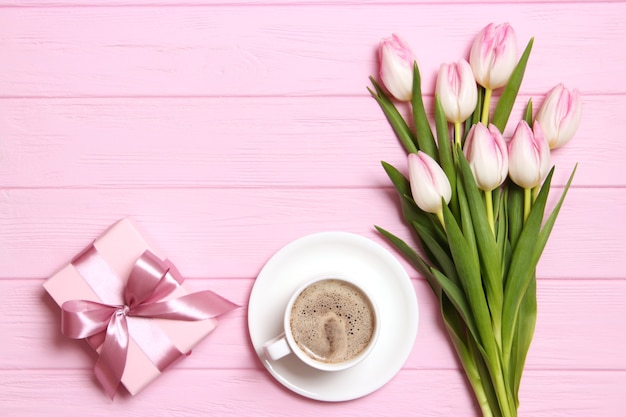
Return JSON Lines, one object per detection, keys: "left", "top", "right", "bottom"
{"left": 436, "top": 59, "right": 478, "bottom": 124}
{"left": 463, "top": 123, "right": 509, "bottom": 191}
{"left": 378, "top": 34, "right": 416, "bottom": 102}
{"left": 535, "top": 83, "right": 582, "bottom": 149}
{"left": 408, "top": 151, "right": 452, "bottom": 214}
{"left": 508, "top": 120, "right": 550, "bottom": 189}
{"left": 469, "top": 23, "right": 517, "bottom": 90}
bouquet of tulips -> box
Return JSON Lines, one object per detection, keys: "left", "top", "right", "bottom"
{"left": 369, "top": 23, "right": 581, "bottom": 417}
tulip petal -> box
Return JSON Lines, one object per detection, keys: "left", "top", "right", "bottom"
{"left": 463, "top": 123, "right": 508, "bottom": 191}
{"left": 436, "top": 60, "right": 477, "bottom": 123}
{"left": 508, "top": 120, "right": 550, "bottom": 189}
{"left": 408, "top": 152, "right": 451, "bottom": 213}
{"left": 379, "top": 34, "right": 416, "bottom": 102}
{"left": 470, "top": 23, "right": 518, "bottom": 90}
{"left": 536, "top": 84, "right": 582, "bottom": 149}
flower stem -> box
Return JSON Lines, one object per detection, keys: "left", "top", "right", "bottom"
{"left": 485, "top": 189, "right": 495, "bottom": 235}
{"left": 436, "top": 210, "right": 446, "bottom": 230}
{"left": 481, "top": 88, "right": 493, "bottom": 125}
{"left": 454, "top": 121, "right": 462, "bottom": 147}
{"left": 476, "top": 389, "right": 495, "bottom": 417}
{"left": 523, "top": 187, "right": 532, "bottom": 222}
{"left": 532, "top": 184, "right": 540, "bottom": 202}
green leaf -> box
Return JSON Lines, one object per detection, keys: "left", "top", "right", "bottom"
{"left": 468, "top": 86, "right": 484, "bottom": 134}
{"left": 413, "top": 221, "right": 458, "bottom": 286}
{"left": 380, "top": 161, "right": 445, "bottom": 246}
{"left": 523, "top": 98, "right": 533, "bottom": 125}
{"left": 381, "top": 160, "right": 411, "bottom": 195}
{"left": 410, "top": 62, "right": 438, "bottom": 160}
{"left": 507, "top": 182, "right": 525, "bottom": 251}
{"left": 374, "top": 226, "right": 436, "bottom": 290}
{"left": 536, "top": 165, "right": 577, "bottom": 260}
{"left": 455, "top": 173, "right": 478, "bottom": 263}
{"left": 496, "top": 189, "right": 512, "bottom": 298}
{"left": 431, "top": 268, "right": 481, "bottom": 347}
{"left": 404, "top": 194, "right": 448, "bottom": 244}
{"left": 502, "top": 168, "right": 554, "bottom": 361}
{"left": 442, "top": 296, "right": 470, "bottom": 357}
{"left": 400, "top": 194, "right": 428, "bottom": 232}
{"left": 468, "top": 335, "right": 503, "bottom": 417}
{"left": 369, "top": 78, "right": 418, "bottom": 154}
{"left": 380, "top": 161, "right": 422, "bottom": 225}
{"left": 457, "top": 150, "right": 504, "bottom": 339}
{"left": 491, "top": 38, "right": 534, "bottom": 132}
{"left": 435, "top": 95, "right": 454, "bottom": 181}
{"left": 496, "top": 188, "right": 509, "bottom": 263}
{"left": 441, "top": 297, "right": 501, "bottom": 417}
{"left": 510, "top": 274, "right": 537, "bottom": 406}
{"left": 435, "top": 95, "right": 459, "bottom": 220}
{"left": 441, "top": 203, "right": 496, "bottom": 359}
{"left": 507, "top": 166, "right": 576, "bottom": 399}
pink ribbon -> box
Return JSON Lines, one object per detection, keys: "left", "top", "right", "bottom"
{"left": 61, "top": 247, "right": 238, "bottom": 399}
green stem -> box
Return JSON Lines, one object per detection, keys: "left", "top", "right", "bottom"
{"left": 481, "top": 88, "right": 493, "bottom": 125}
{"left": 532, "top": 184, "right": 540, "bottom": 202}
{"left": 471, "top": 369, "right": 495, "bottom": 417}
{"left": 485, "top": 189, "right": 495, "bottom": 235}
{"left": 491, "top": 360, "right": 514, "bottom": 417}
{"left": 466, "top": 339, "right": 498, "bottom": 417}
{"left": 477, "top": 393, "right": 495, "bottom": 417}
{"left": 454, "top": 121, "right": 462, "bottom": 147}
{"left": 523, "top": 187, "right": 531, "bottom": 222}
{"left": 436, "top": 210, "right": 445, "bottom": 230}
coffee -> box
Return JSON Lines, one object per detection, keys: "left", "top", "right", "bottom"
{"left": 289, "top": 279, "right": 375, "bottom": 363}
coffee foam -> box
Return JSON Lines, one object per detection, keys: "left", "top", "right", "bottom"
{"left": 289, "top": 279, "right": 375, "bottom": 363}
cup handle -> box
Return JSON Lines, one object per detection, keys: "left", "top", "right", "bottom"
{"left": 263, "top": 333, "right": 292, "bottom": 361}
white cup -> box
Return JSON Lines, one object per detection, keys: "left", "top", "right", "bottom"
{"left": 262, "top": 273, "right": 380, "bottom": 372}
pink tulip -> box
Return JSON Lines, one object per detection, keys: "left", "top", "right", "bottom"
{"left": 469, "top": 23, "right": 518, "bottom": 90}
{"left": 378, "top": 34, "right": 416, "bottom": 102}
{"left": 508, "top": 120, "right": 550, "bottom": 189}
{"left": 535, "top": 83, "right": 582, "bottom": 149}
{"left": 408, "top": 152, "right": 452, "bottom": 214}
{"left": 436, "top": 59, "right": 478, "bottom": 124}
{"left": 463, "top": 123, "right": 509, "bottom": 191}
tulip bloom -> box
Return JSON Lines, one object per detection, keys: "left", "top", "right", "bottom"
{"left": 436, "top": 59, "right": 478, "bottom": 124}
{"left": 463, "top": 123, "right": 508, "bottom": 191}
{"left": 508, "top": 120, "right": 550, "bottom": 189}
{"left": 470, "top": 23, "right": 518, "bottom": 90}
{"left": 536, "top": 83, "right": 582, "bottom": 149}
{"left": 378, "top": 34, "right": 416, "bottom": 102}
{"left": 408, "top": 152, "right": 452, "bottom": 216}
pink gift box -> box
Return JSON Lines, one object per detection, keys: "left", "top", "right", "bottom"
{"left": 43, "top": 218, "right": 219, "bottom": 396}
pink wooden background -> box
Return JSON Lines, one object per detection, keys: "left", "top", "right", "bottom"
{"left": 2, "top": 1, "right": 625, "bottom": 416}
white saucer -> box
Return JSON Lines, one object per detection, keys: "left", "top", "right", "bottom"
{"left": 247, "top": 231, "right": 419, "bottom": 402}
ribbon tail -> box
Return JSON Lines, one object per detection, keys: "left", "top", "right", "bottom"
{"left": 94, "top": 312, "right": 129, "bottom": 400}
{"left": 131, "top": 290, "right": 239, "bottom": 321}
{"left": 61, "top": 300, "right": 120, "bottom": 340}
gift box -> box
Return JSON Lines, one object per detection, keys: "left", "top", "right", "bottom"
{"left": 43, "top": 218, "right": 237, "bottom": 398}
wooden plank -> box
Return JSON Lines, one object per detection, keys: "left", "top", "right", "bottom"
{"left": 0, "top": 94, "right": 611, "bottom": 188}
{"left": 2, "top": 278, "right": 624, "bottom": 371}
{"left": 0, "top": 369, "right": 623, "bottom": 416}
{"left": 1, "top": 4, "right": 624, "bottom": 96}
{"left": 6, "top": 0, "right": 622, "bottom": 6}
{"left": 0, "top": 188, "right": 623, "bottom": 280}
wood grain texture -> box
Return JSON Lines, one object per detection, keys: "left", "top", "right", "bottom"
{"left": 7, "top": 0, "right": 624, "bottom": 5}
{"left": 1, "top": 369, "right": 625, "bottom": 417}
{"left": 0, "top": 188, "right": 623, "bottom": 279}
{"left": 0, "top": 94, "right": 617, "bottom": 188}
{"left": 1, "top": 0, "right": 624, "bottom": 415}
{"left": 2, "top": 4, "right": 625, "bottom": 97}
{"left": 2, "top": 279, "right": 624, "bottom": 371}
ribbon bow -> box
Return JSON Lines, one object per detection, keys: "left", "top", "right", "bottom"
{"left": 61, "top": 247, "right": 237, "bottom": 398}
